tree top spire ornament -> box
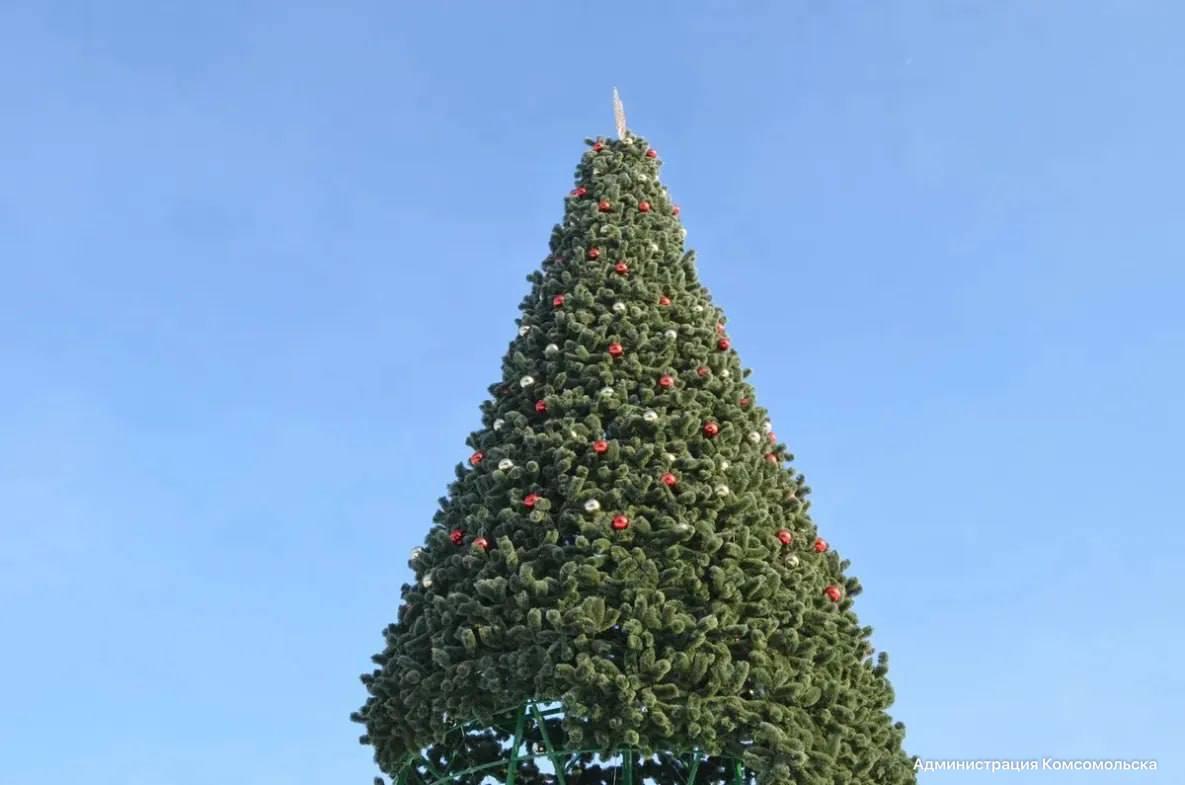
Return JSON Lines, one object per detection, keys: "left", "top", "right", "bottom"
{"left": 613, "top": 87, "right": 627, "bottom": 139}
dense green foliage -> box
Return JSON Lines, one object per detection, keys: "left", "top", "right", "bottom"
{"left": 354, "top": 135, "right": 914, "bottom": 784}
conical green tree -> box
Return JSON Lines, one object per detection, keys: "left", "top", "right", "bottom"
{"left": 354, "top": 132, "right": 915, "bottom": 785}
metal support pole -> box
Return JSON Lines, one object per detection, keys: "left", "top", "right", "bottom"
{"left": 505, "top": 703, "right": 527, "bottom": 785}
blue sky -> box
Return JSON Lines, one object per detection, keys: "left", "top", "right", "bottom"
{"left": 1, "top": 2, "right": 1182, "bottom": 784}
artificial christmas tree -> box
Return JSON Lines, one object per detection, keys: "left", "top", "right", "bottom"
{"left": 354, "top": 107, "right": 914, "bottom": 785}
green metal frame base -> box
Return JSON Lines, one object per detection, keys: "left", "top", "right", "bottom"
{"left": 390, "top": 702, "right": 748, "bottom": 785}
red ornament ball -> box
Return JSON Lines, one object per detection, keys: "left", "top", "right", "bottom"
{"left": 765, "top": 452, "right": 779, "bottom": 464}
{"left": 814, "top": 537, "right": 829, "bottom": 553}
{"left": 717, "top": 338, "right": 731, "bottom": 351}
{"left": 469, "top": 451, "right": 485, "bottom": 466}
{"left": 535, "top": 400, "right": 548, "bottom": 413}
{"left": 697, "top": 366, "right": 711, "bottom": 378}
{"left": 659, "top": 295, "right": 672, "bottom": 306}
{"left": 523, "top": 493, "right": 540, "bottom": 509}
{"left": 571, "top": 186, "right": 587, "bottom": 197}
{"left": 611, "top": 514, "right": 630, "bottom": 530}
{"left": 450, "top": 529, "right": 464, "bottom": 545}
{"left": 739, "top": 397, "right": 751, "bottom": 408}
{"left": 658, "top": 374, "right": 675, "bottom": 389}
{"left": 608, "top": 342, "right": 624, "bottom": 358}
{"left": 552, "top": 293, "right": 566, "bottom": 308}
{"left": 592, "top": 439, "right": 609, "bottom": 454}
{"left": 646, "top": 149, "right": 658, "bottom": 159}
{"left": 598, "top": 199, "right": 611, "bottom": 212}
{"left": 638, "top": 201, "right": 652, "bottom": 213}
{"left": 776, "top": 529, "right": 793, "bottom": 545}
{"left": 768, "top": 432, "right": 777, "bottom": 444}
{"left": 661, "top": 472, "right": 678, "bottom": 487}
{"left": 593, "top": 141, "right": 604, "bottom": 152}
{"left": 824, "top": 585, "right": 843, "bottom": 602}
{"left": 587, "top": 247, "right": 600, "bottom": 260}
{"left": 614, "top": 261, "right": 630, "bottom": 276}
{"left": 473, "top": 536, "right": 490, "bottom": 551}
{"left": 703, "top": 421, "right": 720, "bottom": 438}
{"left": 673, "top": 205, "right": 681, "bottom": 216}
